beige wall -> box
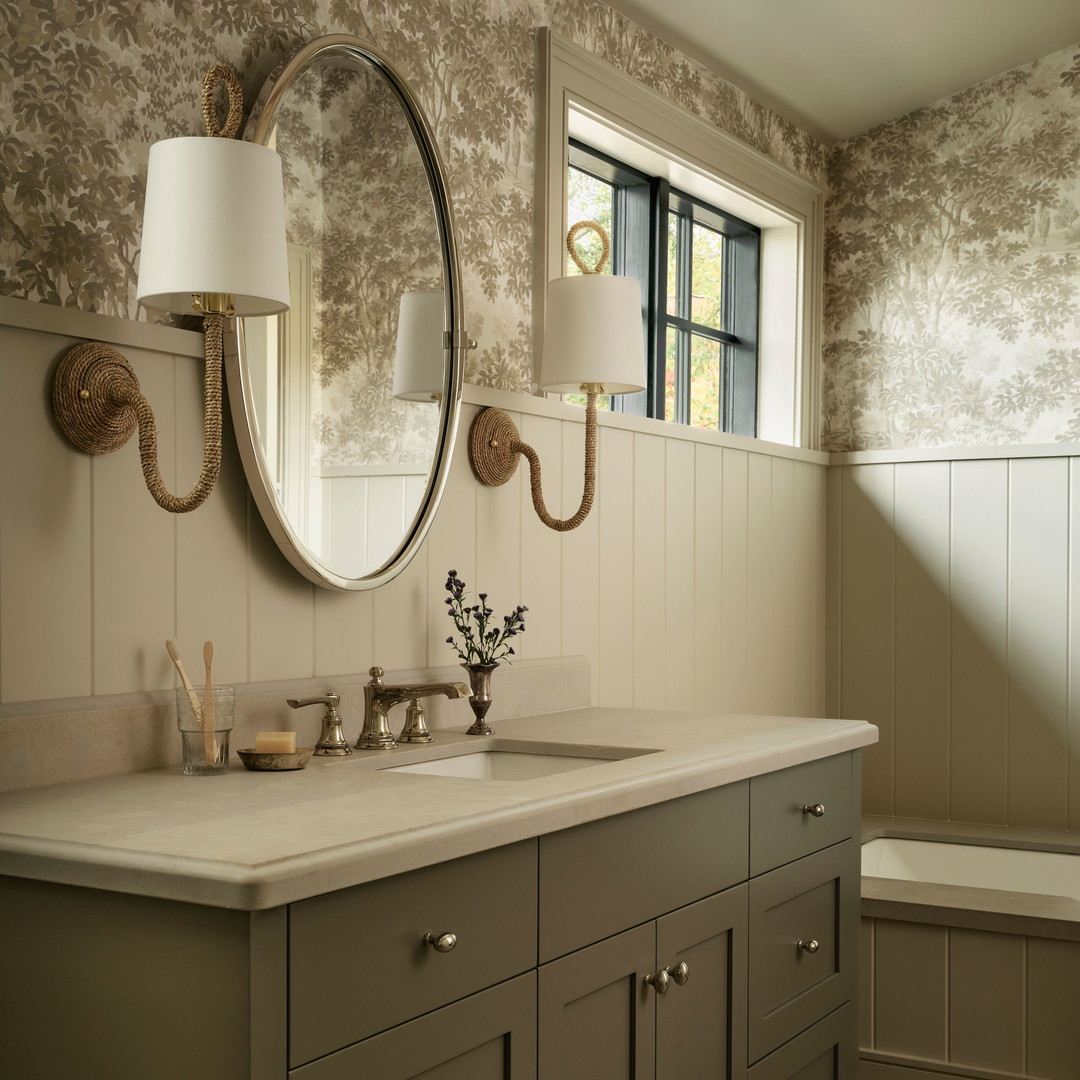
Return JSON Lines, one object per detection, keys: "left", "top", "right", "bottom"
{"left": 830, "top": 451, "right": 1080, "bottom": 831}
{"left": 0, "top": 298, "right": 826, "bottom": 723}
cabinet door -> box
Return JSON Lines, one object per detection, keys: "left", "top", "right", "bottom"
{"left": 656, "top": 885, "right": 748, "bottom": 1080}
{"left": 289, "top": 972, "right": 536, "bottom": 1080}
{"left": 538, "top": 923, "right": 656, "bottom": 1080}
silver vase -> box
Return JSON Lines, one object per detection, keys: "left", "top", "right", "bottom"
{"left": 462, "top": 661, "right": 499, "bottom": 736}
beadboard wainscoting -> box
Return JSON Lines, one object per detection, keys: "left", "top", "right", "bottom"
{"left": 830, "top": 449, "right": 1080, "bottom": 833}
{"left": 0, "top": 299, "right": 827, "bottom": 734}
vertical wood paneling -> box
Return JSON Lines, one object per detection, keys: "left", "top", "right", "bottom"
{"left": 1070, "top": 461, "right": 1080, "bottom": 832}
{"left": 892, "top": 462, "right": 950, "bottom": 820}
{"left": 1008, "top": 458, "right": 1069, "bottom": 829}
{"left": 422, "top": 428, "right": 477, "bottom": 666}
{"left": 314, "top": 589, "right": 373, "bottom": 679}
{"left": 789, "top": 462, "right": 821, "bottom": 717}
{"left": 176, "top": 425, "right": 250, "bottom": 690}
{"left": 693, "top": 443, "right": 724, "bottom": 711}
{"left": 950, "top": 459, "right": 1009, "bottom": 825}
{"left": 247, "top": 509, "right": 316, "bottom": 683}
{"left": 597, "top": 427, "right": 635, "bottom": 708}
{"left": 561, "top": 418, "right": 599, "bottom": 696}
{"left": 948, "top": 928, "right": 1023, "bottom": 1073}
{"left": 370, "top": 545, "right": 428, "bottom": 671}
{"left": 719, "top": 450, "right": 749, "bottom": 712}
{"left": 664, "top": 439, "right": 695, "bottom": 711}
{"left": 768, "top": 456, "right": 795, "bottom": 715}
{"left": 824, "top": 463, "right": 843, "bottom": 720}
{"left": 1026, "top": 937, "right": 1080, "bottom": 1078}
{"left": 0, "top": 330, "right": 93, "bottom": 703}
{"left": 840, "top": 465, "right": 895, "bottom": 816}
{"left": 858, "top": 917, "right": 873, "bottom": 1050}
{"left": 746, "top": 454, "right": 774, "bottom": 713}
{"left": 633, "top": 432, "right": 667, "bottom": 709}
{"left": 519, "top": 413, "right": 563, "bottom": 661}
{"left": 810, "top": 462, "right": 828, "bottom": 716}
{"left": 873, "top": 920, "right": 947, "bottom": 1060}
{"left": 93, "top": 349, "right": 176, "bottom": 694}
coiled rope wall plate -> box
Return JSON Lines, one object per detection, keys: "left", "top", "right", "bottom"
{"left": 467, "top": 220, "right": 607, "bottom": 532}
{"left": 50, "top": 65, "right": 242, "bottom": 514}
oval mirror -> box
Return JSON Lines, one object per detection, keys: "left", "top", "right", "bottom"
{"left": 227, "top": 35, "right": 465, "bottom": 590}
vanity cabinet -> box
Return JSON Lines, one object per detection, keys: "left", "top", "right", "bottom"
{"left": 534, "top": 754, "right": 858, "bottom": 1080}
{"left": 0, "top": 750, "right": 861, "bottom": 1080}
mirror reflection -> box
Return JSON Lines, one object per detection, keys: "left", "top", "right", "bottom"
{"left": 236, "top": 39, "right": 457, "bottom": 587}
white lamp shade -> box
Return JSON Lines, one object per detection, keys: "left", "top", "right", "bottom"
{"left": 393, "top": 290, "right": 446, "bottom": 401}
{"left": 136, "top": 137, "right": 290, "bottom": 317}
{"left": 539, "top": 273, "right": 647, "bottom": 394}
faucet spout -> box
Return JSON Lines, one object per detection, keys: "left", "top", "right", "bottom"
{"left": 356, "top": 667, "right": 469, "bottom": 750}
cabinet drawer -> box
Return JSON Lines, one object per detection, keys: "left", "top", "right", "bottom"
{"left": 747, "top": 1003, "right": 856, "bottom": 1080}
{"left": 750, "top": 753, "right": 855, "bottom": 876}
{"left": 748, "top": 839, "right": 858, "bottom": 1063}
{"left": 538, "top": 782, "right": 749, "bottom": 962}
{"left": 290, "top": 972, "right": 537, "bottom": 1080}
{"left": 289, "top": 840, "right": 537, "bottom": 1067}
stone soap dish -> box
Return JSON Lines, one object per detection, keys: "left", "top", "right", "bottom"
{"left": 237, "top": 748, "right": 314, "bottom": 771}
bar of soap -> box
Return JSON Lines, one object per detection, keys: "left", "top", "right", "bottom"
{"left": 254, "top": 731, "right": 296, "bottom": 754}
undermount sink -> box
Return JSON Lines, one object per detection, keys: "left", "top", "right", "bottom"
{"left": 380, "top": 742, "right": 658, "bottom": 781}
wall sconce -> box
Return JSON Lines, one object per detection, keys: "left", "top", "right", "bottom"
{"left": 468, "top": 222, "right": 645, "bottom": 531}
{"left": 51, "top": 66, "right": 289, "bottom": 513}
{"left": 393, "top": 290, "right": 446, "bottom": 403}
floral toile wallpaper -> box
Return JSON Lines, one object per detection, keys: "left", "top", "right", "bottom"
{"left": 0, "top": 0, "right": 824, "bottom": 398}
{"left": 272, "top": 58, "right": 441, "bottom": 467}
{"left": 825, "top": 42, "right": 1080, "bottom": 451}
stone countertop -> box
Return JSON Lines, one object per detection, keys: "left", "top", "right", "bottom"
{"left": 0, "top": 707, "right": 876, "bottom": 910}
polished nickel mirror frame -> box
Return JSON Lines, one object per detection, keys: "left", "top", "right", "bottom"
{"left": 226, "top": 35, "right": 465, "bottom": 591}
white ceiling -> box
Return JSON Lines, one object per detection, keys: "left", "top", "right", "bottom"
{"left": 601, "top": 0, "right": 1080, "bottom": 143}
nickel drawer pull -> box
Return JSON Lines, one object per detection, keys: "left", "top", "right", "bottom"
{"left": 423, "top": 931, "right": 458, "bottom": 953}
{"left": 801, "top": 803, "right": 826, "bottom": 817}
{"left": 667, "top": 961, "right": 690, "bottom": 985}
{"left": 796, "top": 938, "right": 820, "bottom": 954}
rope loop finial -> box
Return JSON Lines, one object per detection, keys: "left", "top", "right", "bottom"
{"left": 566, "top": 220, "right": 611, "bottom": 275}
{"left": 201, "top": 64, "right": 244, "bottom": 138}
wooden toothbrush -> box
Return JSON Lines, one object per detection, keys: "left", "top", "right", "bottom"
{"left": 202, "top": 641, "right": 217, "bottom": 765}
{"left": 166, "top": 639, "right": 203, "bottom": 721}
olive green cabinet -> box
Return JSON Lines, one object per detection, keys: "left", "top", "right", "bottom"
{"left": 537, "top": 886, "right": 749, "bottom": 1080}
{"left": 290, "top": 973, "right": 538, "bottom": 1080}
{"left": 0, "top": 751, "right": 861, "bottom": 1080}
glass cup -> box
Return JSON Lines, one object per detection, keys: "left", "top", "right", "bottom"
{"left": 176, "top": 686, "right": 235, "bottom": 776}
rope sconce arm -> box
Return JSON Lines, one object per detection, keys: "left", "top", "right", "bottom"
{"left": 468, "top": 391, "right": 599, "bottom": 532}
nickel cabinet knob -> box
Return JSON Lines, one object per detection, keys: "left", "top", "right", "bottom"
{"left": 644, "top": 968, "right": 671, "bottom": 994}
{"left": 796, "top": 938, "right": 820, "bottom": 954}
{"left": 801, "top": 803, "right": 826, "bottom": 817}
{"left": 423, "top": 931, "right": 458, "bottom": 953}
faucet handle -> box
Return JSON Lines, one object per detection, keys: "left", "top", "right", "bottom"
{"left": 287, "top": 691, "right": 351, "bottom": 756}
{"left": 368, "top": 667, "right": 384, "bottom": 684}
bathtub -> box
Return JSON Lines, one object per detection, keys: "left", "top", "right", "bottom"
{"left": 862, "top": 836, "right": 1080, "bottom": 900}
{"left": 859, "top": 823, "right": 1080, "bottom": 1080}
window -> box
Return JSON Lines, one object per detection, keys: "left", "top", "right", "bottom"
{"left": 538, "top": 30, "right": 824, "bottom": 448}
{"left": 567, "top": 141, "right": 760, "bottom": 436}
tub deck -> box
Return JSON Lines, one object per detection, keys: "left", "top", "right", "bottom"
{"left": 862, "top": 815, "right": 1080, "bottom": 941}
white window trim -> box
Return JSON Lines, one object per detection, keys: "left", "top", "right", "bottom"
{"left": 535, "top": 29, "right": 824, "bottom": 450}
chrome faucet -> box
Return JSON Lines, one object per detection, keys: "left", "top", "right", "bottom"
{"left": 357, "top": 666, "right": 470, "bottom": 749}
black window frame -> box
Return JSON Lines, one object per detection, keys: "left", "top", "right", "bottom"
{"left": 568, "top": 140, "right": 760, "bottom": 436}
